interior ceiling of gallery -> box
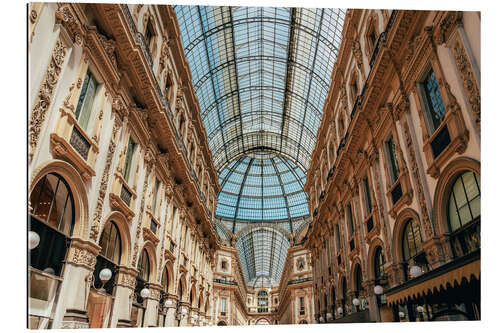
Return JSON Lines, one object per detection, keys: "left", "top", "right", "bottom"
{"left": 173, "top": 5, "right": 346, "bottom": 286}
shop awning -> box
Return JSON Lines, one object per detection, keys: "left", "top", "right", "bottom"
{"left": 386, "top": 251, "right": 480, "bottom": 306}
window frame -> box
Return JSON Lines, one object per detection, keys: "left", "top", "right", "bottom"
{"left": 417, "top": 66, "right": 447, "bottom": 135}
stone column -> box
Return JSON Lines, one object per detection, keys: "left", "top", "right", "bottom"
{"left": 143, "top": 282, "right": 162, "bottom": 327}
{"left": 179, "top": 302, "right": 190, "bottom": 326}
{"left": 112, "top": 266, "right": 138, "bottom": 328}
{"left": 164, "top": 296, "right": 179, "bottom": 326}
{"left": 364, "top": 280, "right": 380, "bottom": 322}
{"left": 54, "top": 237, "right": 100, "bottom": 329}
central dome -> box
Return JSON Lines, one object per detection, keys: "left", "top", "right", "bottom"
{"left": 216, "top": 152, "right": 309, "bottom": 222}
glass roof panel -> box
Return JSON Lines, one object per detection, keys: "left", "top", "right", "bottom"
{"left": 174, "top": 5, "right": 345, "bottom": 172}
{"left": 216, "top": 153, "right": 309, "bottom": 226}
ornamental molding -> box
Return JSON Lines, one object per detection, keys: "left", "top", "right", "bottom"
{"left": 29, "top": 38, "right": 67, "bottom": 161}
{"left": 55, "top": 4, "right": 84, "bottom": 45}
{"left": 434, "top": 11, "right": 463, "bottom": 45}
{"left": 116, "top": 266, "right": 139, "bottom": 290}
{"left": 90, "top": 117, "right": 122, "bottom": 242}
{"left": 131, "top": 169, "right": 152, "bottom": 267}
{"left": 66, "top": 237, "right": 101, "bottom": 271}
{"left": 450, "top": 36, "right": 480, "bottom": 134}
{"left": 401, "top": 120, "right": 433, "bottom": 239}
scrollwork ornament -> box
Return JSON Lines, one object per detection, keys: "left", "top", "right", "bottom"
{"left": 29, "top": 39, "right": 67, "bottom": 161}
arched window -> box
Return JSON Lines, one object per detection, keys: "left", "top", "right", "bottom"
{"left": 341, "top": 277, "right": 347, "bottom": 314}
{"left": 161, "top": 266, "right": 169, "bottom": 292}
{"left": 402, "top": 219, "right": 428, "bottom": 280}
{"left": 374, "top": 246, "right": 385, "bottom": 281}
{"left": 448, "top": 171, "right": 481, "bottom": 257}
{"left": 99, "top": 221, "right": 121, "bottom": 264}
{"left": 257, "top": 290, "right": 268, "bottom": 313}
{"left": 132, "top": 249, "right": 150, "bottom": 327}
{"left": 138, "top": 249, "right": 150, "bottom": 282}
{"left": 448, "top": 171, "right": 480, "bottom": 232}
{"left": 29, "top": 173, "right": 75, "bottom": 276}
{"left": 354, "top": 264, "right": 363, "bottom": 297}
{"left": 331, "top": 287, "right": 336, "bottom": 313}
{"left": 93, "top": 221, "right": 121, "bottom": 294}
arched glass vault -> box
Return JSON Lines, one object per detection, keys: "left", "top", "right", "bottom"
{"left": 174, "top": 5, "right": 345, "bottom": 172}
{"left": 174, "top": 5, "right": 345, "bottom": 286}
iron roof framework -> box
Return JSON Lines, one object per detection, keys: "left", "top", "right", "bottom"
{"left": 174, "top": 6, "right": 345, "bottom": 172}
{"left": 174, "top": 5, "right": 345, "bottom": 286}
{"left": 235, "top": 227, "right": 290, "bottom": 286}
{"left": 216, "top": 153, "right": 308, "bottom": 226}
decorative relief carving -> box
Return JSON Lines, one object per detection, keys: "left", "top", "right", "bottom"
{"left": 90, "top": 118, "right": 122, "bottom": 242}
{"left": 352, "top": 37, "right": 364, "bottom": 72}
{"left": 401, "top": 121, "right": 433, "bottom": 238}
{"left": 30, "top": 9, "right": 37, "bottom": 23}
{"left": 29, "top": 38, "right": 67, "bottom": 161}
{"left": 451, "top": 37, "right": 480, "bottom": 134}
{"left": 55, "top": 5, "right": 83, "bottom": 45}
{"left": 132, "top": 168, "right": 152, "bottom": 267}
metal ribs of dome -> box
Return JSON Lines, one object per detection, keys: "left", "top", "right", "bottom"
{"left": 216, "top": 153, "right": 308, "bottom": 225}
{"left": 174, "top": 5, "right": 345, "bottom": 172}
{"left": 174, "top": 5, "right": 346, "bottom": 287}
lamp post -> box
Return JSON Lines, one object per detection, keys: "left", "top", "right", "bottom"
{"left": 98, "top": 268, "right": 112, "bottom": 293}
{"left": 374, "top": 285, "right": 384, "bottom": 322}
{"left": 353, "top": 298, "right": 360, "bottom": 312}
{"left": 416, "top": 305, "right": 424, "bottom": 321}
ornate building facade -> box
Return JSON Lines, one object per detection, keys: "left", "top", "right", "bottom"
{"left": 305, "top": 9, "right": 480, "bottom": 323}
{"left": 28, "top": 3, "right": 480, "bottom": 329}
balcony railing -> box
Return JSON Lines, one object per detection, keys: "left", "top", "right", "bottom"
{"left": 213, "top": 278, "right": 238, "bottom": 286}
{"left": 288, "top": 277, "right": 312, "bottom": 285}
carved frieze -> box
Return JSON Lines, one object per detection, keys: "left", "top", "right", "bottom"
{"left": 450, "top": 37, "right": 480, "bottom": 134}
{"left": 29, "top": 39, "right": 67, "bottom": 161}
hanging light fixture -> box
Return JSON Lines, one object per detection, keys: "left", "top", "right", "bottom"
{"left": 374, "top": 285, "right": 383, "bottom": 295}
{"left": 140, "top": 288, "right": 150, "bottom": 299}
{"left": 352, "top": 298, "right": 360, "bottom": 307}
{"left": 29, "top": 231, "right": 40, "bottom": 250}
{"left": 398, "top": 311, "right": 405, "bottom": 319}
{"left": 409, "top": 265, "right": 423, "bottom": 278}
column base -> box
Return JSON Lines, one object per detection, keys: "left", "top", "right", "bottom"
{"left": 116, "top": 319, "right": 133, "bottom": 327}
{"left": 61, "top": 309, "right": 89, "bottom": 329}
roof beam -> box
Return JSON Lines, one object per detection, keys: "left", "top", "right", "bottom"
{"left": 271, "top": 157, "right": 294, "bottom": 233}
{"left": 280, "top": 8, "right": 297, "bottom": 151}
{"left": 296, "top": 9, "right": 325, "bottom": 164}
{"left": 196, "top": 6, "right": 230, "bottom": 163}
{"left": 232, "top": 157, "right": 254, "bottom": 233}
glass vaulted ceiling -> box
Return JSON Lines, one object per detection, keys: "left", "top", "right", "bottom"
{"left": 174, "top": 6, "right": 345, "bottom": 172}
{"left": 174, "top": 5, "right": 345, "bottom": 286}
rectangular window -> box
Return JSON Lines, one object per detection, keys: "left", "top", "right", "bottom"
{"left": 385, "top": 136, "right": 400, "bottom": 184}
{"left": 346, "top": 203, "right": 354, "bottom": 237}
{"left": 299, "top": 296, "right": 305, "bottom": 314}
{"left": 75, "top": 70, "right": 98, "bottom": 131}
{"left": 421, "top": 69, "right": 446, "bottom": 133}
{"left": 363, "top": 177, "right": 372, "bottom": 216}
{"left": 170, "top": 206, "right": 177, "bottom": 234}
{"left": 123, "top": 137, "right": 136, "bottom": 183}
{"left": 152, "top": 179, "right": 160, "bottom": 215}
{"left": 220, "top": 298, "right": 226, "bottom": 313}
{"left": 335, "top": 224, "right": 341, "bottom": 252}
